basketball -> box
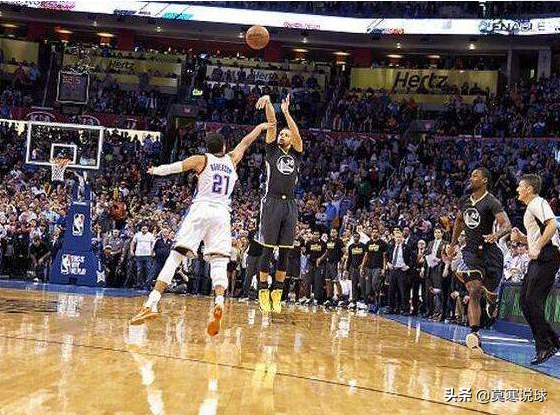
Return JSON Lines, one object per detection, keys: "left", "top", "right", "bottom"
{"left": 245, "top": 25, "right": 270, "bottom": 50}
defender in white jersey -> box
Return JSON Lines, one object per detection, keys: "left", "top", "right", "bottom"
{"left": 130, "top": 122, "right": 273, "bottom": 336}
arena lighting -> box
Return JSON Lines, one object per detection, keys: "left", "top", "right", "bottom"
{"left": 396, "top": 42, "right": 402, "bottom": 48}
{"left": 427, "top": 54, "right": 440, "bottom": 59}
{"left": 293, "top": 48, "right": 308, "bottom": 53}
{"left": 387, "top": 54, "right": 403, "bottom": 59}
{"left": 155, "top": 26, "right": 162, "bottom": 32}
{"left": 97, "top": 32, "right": 115, "bottom": 38}
{"left": 302, "top": 36, "right": 308, "bottom": 44}
{"left": 55, "top": 28, "right": 73, "bottom": 34}
{"left": 1, "top": 23, "right": 18, "bottom": 28}
{"left": 238, "top": 31, "right": 244, "bottom": 38}
{"left": 333, "top": 51, "right": 350, "bottom": 56}
{"left": 469, "top": 43, "right": 476, "bottom": 50}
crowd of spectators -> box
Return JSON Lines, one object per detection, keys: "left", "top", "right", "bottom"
{"left": 85, "top": 77, "right": 170, "bottom": 117}
{"left": 63, "top": 45, "right": 187, "bottom": 64}
{"left": 1, "top": 60, "right": 560, "bottom": 330}
{"left": 330, "top": 90, "right": 418, "bottom": 133}
{"left": 437, "top": 75, "right": 560, "bottom": 137}
{"left": 208, "top": 63, "right": 323, "bottom": 88}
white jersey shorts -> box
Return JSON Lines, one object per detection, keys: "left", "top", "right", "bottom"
{"left": 174, "top": 202, "right": 232, "bottom": 258}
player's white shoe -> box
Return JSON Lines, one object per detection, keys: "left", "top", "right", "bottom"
{"left": 465, "top": 332, "right": 482, "bottom": 351}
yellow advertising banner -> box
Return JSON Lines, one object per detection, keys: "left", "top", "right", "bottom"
{"left": 0, "top": 39, "right": 39, "bottom": 64}
{"left": 351, "top": 68, "right": 498, "bottom": 95}
{"left": 63, "top": 54, "right": 182, "bottom": 76}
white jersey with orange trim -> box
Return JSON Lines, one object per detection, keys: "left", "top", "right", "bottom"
{"left": 173, "top": 153, "right": 238, "bottom": 257}
{"left": 193, "top": 153, "right": 238, "bottom": 209}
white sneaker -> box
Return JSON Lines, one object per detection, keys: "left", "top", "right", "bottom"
{"left": 347, "top": 302, "right": 356, "bottom": 310}
{"left": 465, "top": 332, "right": 482, "bottom": 351}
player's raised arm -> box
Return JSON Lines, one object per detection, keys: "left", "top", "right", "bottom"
{"left": 255, "top": 95, "right": 277, "bottom": 144}
{"left": 281, "top": 94, "right": 302, "bottom": 153}
{"left": 148, "top": 155, "right": 207, "bottom": 176}
{"left": 229, "top": 122, "right": 274, "bottom": 166}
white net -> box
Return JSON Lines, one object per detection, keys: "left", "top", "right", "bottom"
{"left": 51, "top": 159, "right": 70, "bottom": 182}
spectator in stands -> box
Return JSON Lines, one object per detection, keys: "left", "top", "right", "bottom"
{"left": 29, "top": 234, "right": 50, "bottom": 282}
{"left": 150, "top": 227, "right": 173, "bottom": 289}
{"left": 130, "top": 224, "right": 155, "bottom": 290}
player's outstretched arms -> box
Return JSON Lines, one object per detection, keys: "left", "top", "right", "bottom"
{"left": 229, "top": 123, "right": 275, "bottom": 166}
{"left": 148, "top": 155, "right": 207, "bottom": 176}
{"left": 255, "top": 95, "right": 277, "bottom": 144}
{"left": 281, "top": 94, "right": 302, "bottom": 153}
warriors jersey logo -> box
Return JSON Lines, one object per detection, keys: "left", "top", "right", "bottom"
{"left": 276, "top": 155, "right": 295, "bottom": 175}
{"left": 464, "top": 208, "right": 481, "bottom": 229}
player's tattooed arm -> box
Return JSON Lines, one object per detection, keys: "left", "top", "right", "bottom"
{"left": 483, "top": 211, "right": 511, "bottom": 243}
{"left": 229, "top": 123, "right": 275, "bottom": 165}
{"left": 281, "top": 94, "right": 303, "bottom": 153}
{"left": 255, "top": 95, "right": 277, "bottom": 144}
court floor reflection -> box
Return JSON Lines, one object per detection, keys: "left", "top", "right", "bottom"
{"left": 0, "top": 287, "right": 558, "bottom": 415}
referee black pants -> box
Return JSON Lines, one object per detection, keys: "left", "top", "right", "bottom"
{"left": 520, "top": 247, "right": 560, "bottom": 353}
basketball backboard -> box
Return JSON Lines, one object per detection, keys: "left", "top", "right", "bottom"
{"left": 25, "top": 120, "right": 104, "bottom": 170}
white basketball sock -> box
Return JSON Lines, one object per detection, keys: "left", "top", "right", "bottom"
{"left": 157, "top": 250, "right": 185, "bottom": 285}
{"left": 215, "top": 295, "right": 224, "bottom": 307}
{"left": 144, "top": 290, "right": 162, "bottom": 312}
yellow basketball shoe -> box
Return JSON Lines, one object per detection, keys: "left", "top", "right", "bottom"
{"left": 259, "top": 289, "right": 272, "bottom": 313}
{"left": 270, "top": 289, "right": 283, "bottom": 314}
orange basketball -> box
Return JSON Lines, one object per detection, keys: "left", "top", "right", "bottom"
{"left": 245, "top": 25, "right": 270, "bottom": 50}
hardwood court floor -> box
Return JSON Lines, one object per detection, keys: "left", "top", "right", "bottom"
{"left": 0, "top": 287, "right": 558, "bottom": 415}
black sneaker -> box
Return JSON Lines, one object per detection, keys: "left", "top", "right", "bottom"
{"left": 531, "top": 346, "right": 558, "bottom": 365}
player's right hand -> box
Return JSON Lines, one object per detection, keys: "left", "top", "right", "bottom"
{"left": 255, "top": 95, "right": 271, "bottom": 109}
{"left": 147, "top": 167, "right": 155, "bottom": 175}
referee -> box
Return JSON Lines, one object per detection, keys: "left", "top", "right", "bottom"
{"left": 255, "top": 94, "right": 303, "bottom": 314}
{"left": 512, "top": 174, "right": 560, "bottom": 365}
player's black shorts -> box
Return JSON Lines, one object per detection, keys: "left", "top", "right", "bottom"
{"left": 257, "top": 195, "right": 297, "bottom": 248}
{"left": 462, "top": 246, "right": 503, "bottom": 292}
{"left": 325, "top": 262, "right": 339, "bottom": 281}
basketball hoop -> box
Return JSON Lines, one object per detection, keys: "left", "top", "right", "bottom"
{"left": 51, "top": 158, "right": 71, "bottom": 182}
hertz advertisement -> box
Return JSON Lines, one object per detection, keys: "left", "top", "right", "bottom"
{"left": 351, "top": 68, "right": 498, "bottom": 95}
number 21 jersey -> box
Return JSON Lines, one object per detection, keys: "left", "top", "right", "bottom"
{"left": 194, "top": 153, "right": 238, "bottom": 208}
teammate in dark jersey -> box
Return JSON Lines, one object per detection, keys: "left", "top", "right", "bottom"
{"left": 242, "top": 227, "right": 263, "bottom": 299}
{"left": 361, "top": 227, "right": 387, "bottom": 311}
{"left": 285, "top": 231, "right": 305, "bottom": 302}
{"left": 345, "top": 232, "right": 366, "bottom": 308}
{"left": 305, "top": 231, "right": 327, "bottom": 304}
{"left": 446, "top": 168, "right": 511, "bottom": 351}
{"left": 255, "top": 94, "right": 303, "bottom": 314}
{"left": 323, "top": 228, "right": 344, "bottom": 307}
